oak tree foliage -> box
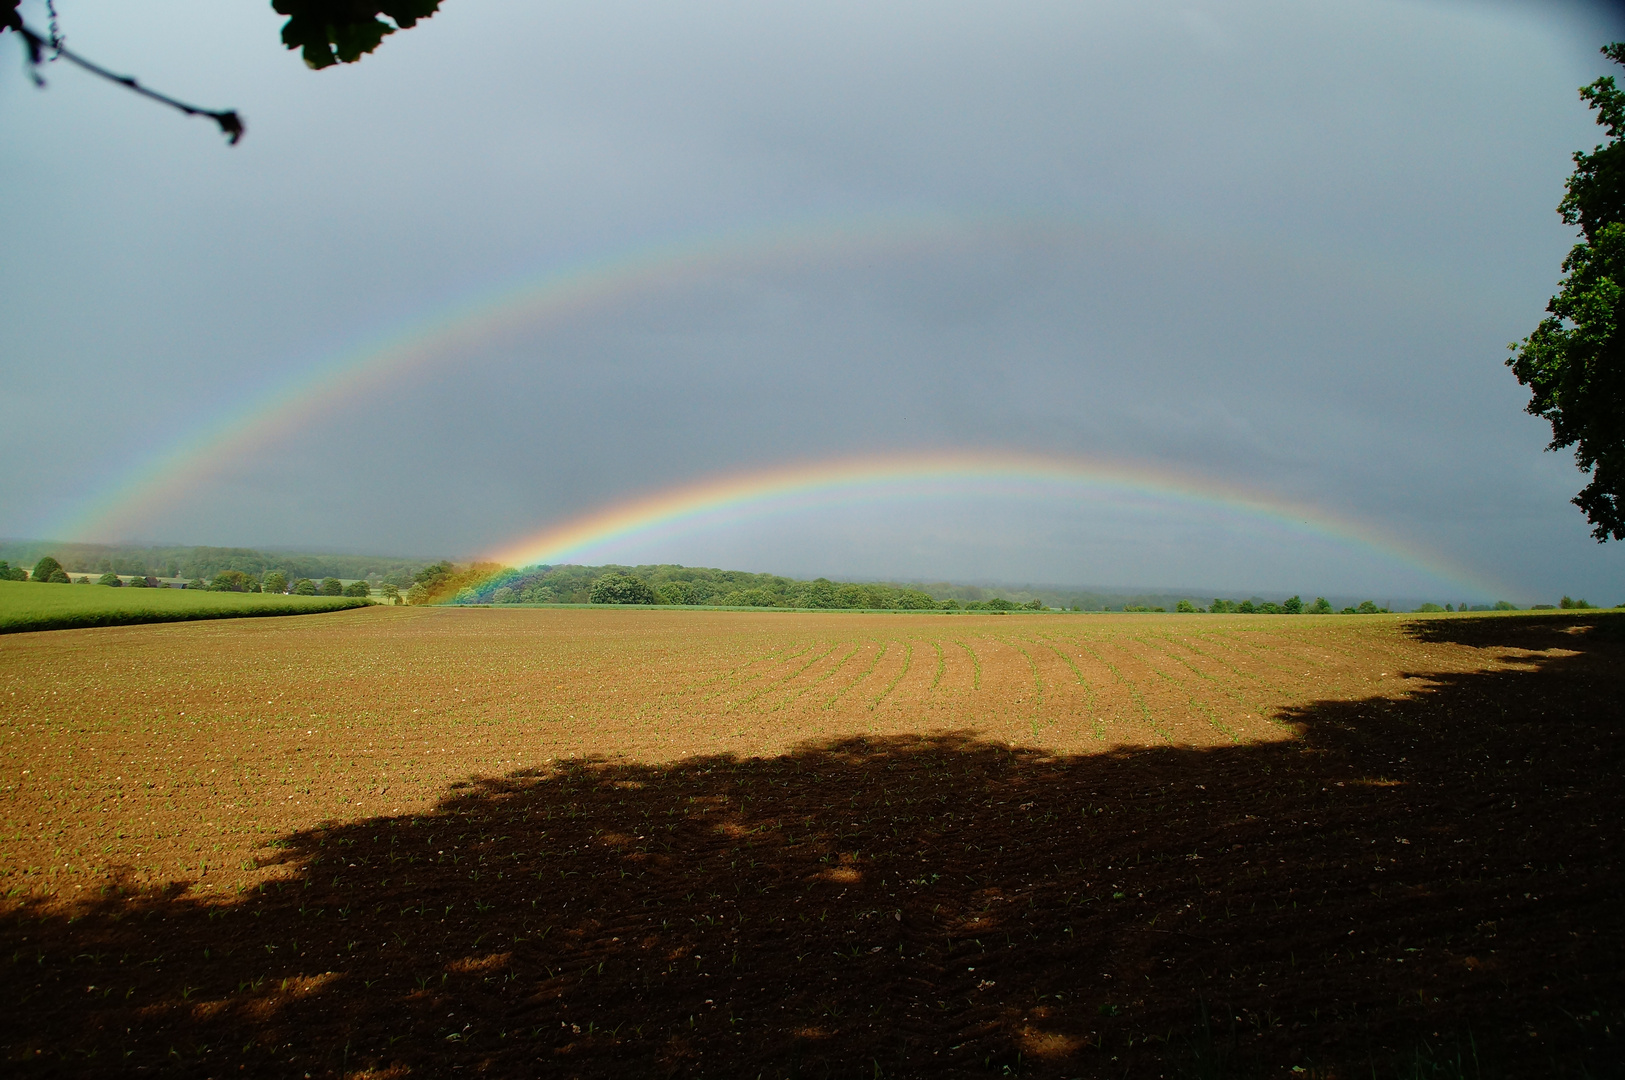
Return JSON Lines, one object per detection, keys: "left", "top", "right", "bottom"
{"left": 1510, "top": 42, "right": 1625, "bottom": 540}
{"left": 272, "top": 0, "right": 443, "bottom": 69}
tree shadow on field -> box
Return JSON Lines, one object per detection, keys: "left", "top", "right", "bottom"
{"left": 3, "top": 616, "right": 1623, "bottom": 1079}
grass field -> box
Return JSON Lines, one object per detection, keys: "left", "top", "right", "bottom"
{"left": 0, "top": 607, "right": 1619, "bottom": 1076}
{"left": 0, "top": 579, "right": 371, "bottom": 634}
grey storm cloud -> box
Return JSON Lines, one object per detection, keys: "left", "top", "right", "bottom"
{"left": 2, "top": 0, "right": 1623, "bottom": 601}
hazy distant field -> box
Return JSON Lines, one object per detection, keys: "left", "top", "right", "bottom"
{"left": 0, "top": 579, "right": 370, "bottom": 633}
{"left": 0, "top": 607, "right": 1618, "bottom": 1077}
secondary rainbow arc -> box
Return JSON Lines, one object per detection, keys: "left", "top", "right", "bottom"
{"left": 56, "top": 214, "right": 977, "bottom": 543}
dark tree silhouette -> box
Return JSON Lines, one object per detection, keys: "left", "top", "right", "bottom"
{"left": 1509, "top": 42, "right": 1625, "bottom": 540}
{"left": 273, "top": 1, "right": 443, "bottom": 70}
{"left": 2, "top": 1, "right": 446, "bottom": 143}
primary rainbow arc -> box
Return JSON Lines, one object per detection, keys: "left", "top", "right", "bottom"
{"left": 480, "top": 450, "right": 1501, "bottom": 598}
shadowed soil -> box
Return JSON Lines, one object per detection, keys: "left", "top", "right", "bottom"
{"left": 0, "top": 611, "right": 1621, "bottom": 1076}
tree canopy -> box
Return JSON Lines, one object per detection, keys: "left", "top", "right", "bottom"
{"left": 1509, "top": 42, "right": 1625, "bottom": 540}
{"left": 588, "top": 573, "right": 658, "bottom": 606}
{"left": 30, "top": 556, "right": 68, "bottom": 584}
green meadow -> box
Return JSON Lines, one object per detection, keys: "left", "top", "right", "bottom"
{"left": 0, "top": 580, "right": 370, "bottom": 634}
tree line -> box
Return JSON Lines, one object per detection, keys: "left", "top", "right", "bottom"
{"left": 4, "top": 552, "right": 1571, "bottom": 614}
{"left": 1190, "top": 597, "right": 1526, "bottom": 614}
{"left": 0, "top": 557, "right": 397, "bottom": 601}
{"left": 400, "top": 563, "right": 1554, "bottom": 614}
{"left": 399, "top": 562, "right": 1048, "bottom": 610}
{"left": 0, "top": 542, "right": 427, "bottom": 587}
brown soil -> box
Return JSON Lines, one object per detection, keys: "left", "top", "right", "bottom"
{"left": 0, "top": 608, "right": 1620, "bottom": 1076}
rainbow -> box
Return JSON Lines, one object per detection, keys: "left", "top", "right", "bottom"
{"left": 48, "top": 215, "right": 1506, "bottom": 601}
{"left": 479, "top": 450, "right": 1505, "bottom": 598}
{"left": 56, "top": 213, "right": 987, "bottom": 543}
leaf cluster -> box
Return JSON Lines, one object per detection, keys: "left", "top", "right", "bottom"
{"left": 273, "top": 0, "right": 442, "bottom": 69}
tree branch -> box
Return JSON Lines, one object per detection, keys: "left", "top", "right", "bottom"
{"left": 9, "top": 21, "right": 243, "bottom": 144}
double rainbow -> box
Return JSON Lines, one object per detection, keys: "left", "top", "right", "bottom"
{"left": 46, "top": 216, "right": 1501, "bottom": 599}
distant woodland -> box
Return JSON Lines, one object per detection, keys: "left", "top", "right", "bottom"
{"left": 408, "top": 562, "right": 1484, "bottom": 614}
{"left": 0, "top": 541, "right": 424, "bottom": 588}
{"left": 408, "top": 562, "right": 1008, "bottom": 610}
{"left": 0, "top": 542, "right": 1535, "bottom": 612}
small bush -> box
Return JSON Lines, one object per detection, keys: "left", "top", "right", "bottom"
{"left": 211, "top": 570, "right": 253, "bottom": 593}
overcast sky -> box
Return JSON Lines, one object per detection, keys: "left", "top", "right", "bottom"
{"left": 3, "top": 0, "right": 1624, "bottom": 602}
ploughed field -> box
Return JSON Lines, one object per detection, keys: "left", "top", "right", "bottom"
{"left": 0, "top": 608, "right": 1620, "bottom": 1076}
